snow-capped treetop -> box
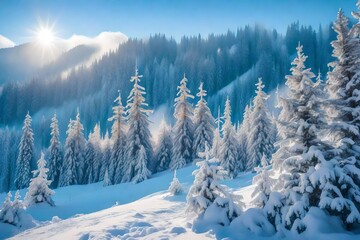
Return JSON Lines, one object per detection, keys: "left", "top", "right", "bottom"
{"left": 66, "top": 109, "right": 86, "bottom": 145}
{"left": 50, "top": 113, "right": 60, "bottom": 147}
{"left": 35, "top": 152, "right": 49, "bottom": 180}
{"left": 175, "top": 74, "right": 194, "bottom": 104}
{"left": 327, "top": 9, "right": 353, "bottom": 99}
{"left": 92, "top": 124, "right": 101, "bottom": 143}
{"left": 215, "top": 107, "right": 222, "bottom": 131}
{"left": 286, "top": 43, "right": 316, "bottom": 100}
{"left": 108, "top": 90, "right": 126, "bottom": 143}
{"left": 127, "top": 68, "right": 152, "bottom": 116}
{"left": 196, "top": 82, "right": 206, "bottom": 101}
{"left": 222, "top": 97, "right": 234, "bottom": 133}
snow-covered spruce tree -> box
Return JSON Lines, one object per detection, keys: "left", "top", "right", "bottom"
{"left": 0, "top": 192, "right": 13, "bottom": 224}
{"left": 307, "top": 9, "right": 360, "bottom": 229}
{"left": 131, "top": 145, "right": 152, "bottom": 183}
{"left": 327, "top": 9, "right": 360, "bottom": 165}
{"left": 169, "top": 170, "right": 183, "bottom": 195}
{"left": 251, "top": 153, "right": 283, "bottom": 230}
{"left": 103, "top": 168, "right": 111, "bottom": 187}
{"left": 246, "top": 78, "right": 275, "bottom": 170}
{"left": 211, "top": 107, "right": 222, "bottom": 160}
{"left": 25, "top": 152, "right": 55, "bottom": 207}
{"left": 12, "top": 190, "right": 30, "bottom": 227}
{"left": 108, "top": 91, "right": 127, "bottom": 184}
{"left": 155, "top": 116, "right": 173, "bottom": 172}
{"left": 219, "top": 97, "right": 239, "bottom": 179}
{"left": 99, "top": 131, "right": 111, "bottom": 181}
{"left": 122, "top": 68, "right": 153, "bottom": 183}
{"left": 251, "top": 154, "right": 275, "bottom": 208}
{"left": 187, "top": 144, "right": 242, "bottom": 226}
{"left": 59, "top": 111, "right": 86, "bottom": 187}
{"left": 85, "top": 124, "right": 102, "bottom": 184}
{"left": 170, "top": 74, "right": 194, "bottom": 170}
{"left": 47, "top": 113, "right": 63, "bottom": 189}
{"left": 15, "top": 112, "right": 34, "bottom": 189}
{"left": 193, "top": 82, "right": 215, "bottom": 156}
{"left": 238, "top": 104, "right": 252, "bottom": 171}
{"left": 272, "top": 43, "right": 330, "bottom": 232}
{"left": 1, "top": 190, "right": 32, "bottom": 228}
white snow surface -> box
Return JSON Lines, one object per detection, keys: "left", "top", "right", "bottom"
{"left": 0, "top": 165, "right": 359, "bottom": 239}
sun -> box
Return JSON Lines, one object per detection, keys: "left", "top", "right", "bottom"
{"left": 36, "top": 26, "right": 55, "bottom": 47}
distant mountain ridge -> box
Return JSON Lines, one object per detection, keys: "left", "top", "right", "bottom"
{"left": 0, "top": 32, "right": 127, "bottom": 84}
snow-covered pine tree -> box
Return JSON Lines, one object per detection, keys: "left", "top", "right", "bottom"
{"left": 219, "top": 97, "right": 239, "bottom": 179}
{"left": 187, "top": 144, "right": 242, "bottom": 225}
{"left": 99, "top": 131, "right": 111, "bottom": 181}
{"left": 211, "top": 107, "right": 222, "bottom": 160}
{"left": 108, "top": 91, "right": 127, "bottom": 184}
{"left": 308, "top": 9, "right": 360, "bottom": 229}
{"left": 59, "top": 110, "right": 86, "bottom": 187}
{"left": 131, "top": 145, "right": 151, "bottom": 183}
{"left": 84, "top": 133, "right": 96, "bottom": 184}
{"left": 25, "top": 152, "right": 55, "bottom": 207}
{"left": 251, "top": 154, "right": 274, "bottom": 208}
{"left": 170, "top": 74, "right": 194, "bottom": 170}
{"left": 246, "top": 78, "right": 275, "bottom": 170}
{"left": 47, "top": 113, "right": 63, "bottom": 189}
{"left": 193, "top": 82, "right": 215, "bottom": 156}
{"left": 11, "top": 190, "right": 30, "bottom": 227}
{"left": 15, "top": 112, "right": 34, "bottom": 189}
{"left": 327, "top": 9, "right": 360, "bottom": 165}
{"left": 272, "top": 43, "right": 330, "bottom": 232}
{"left": 122, "top": 68, "right": 153, "bottom": 183}
{"left": 155, "top": 116, "right": 173, "bottom": 172}
{"left": 84, "top": 124, "right": 102, "bottom": 184}
{"left": 103, "top": 168, "right": 111, "bottom": 187}
{"left": 238, "top": 104, "right": 252, "bottom": 171}
{"left": 169, "top": 170, "right": 183, "bottom": 195}
{"left": 0, "top": 192, "right": 13, "bottom": 224}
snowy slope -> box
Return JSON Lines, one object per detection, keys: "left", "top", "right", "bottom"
{"left": 2, "top": 165, "right": 359, "bottom": 240}
{"left": 0, "top": 166, "right": 255, "bottom": 239}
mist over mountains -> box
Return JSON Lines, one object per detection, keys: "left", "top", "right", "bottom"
{"left": 0, "top": 32, "right": 127, "bottom": 84}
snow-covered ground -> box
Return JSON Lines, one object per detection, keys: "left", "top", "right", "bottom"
{"left": 1, "top": 165, "right": 359, "bottom": 240}
{"left": 0, "top": 165, "right": 254, "bottom": 239}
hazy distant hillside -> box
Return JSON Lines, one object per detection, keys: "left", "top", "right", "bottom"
{"left": 0, "top": 32, "right": 127, "bottom": 84}
{"left": 0, "top": 23, "right": 335, "bottom": 146}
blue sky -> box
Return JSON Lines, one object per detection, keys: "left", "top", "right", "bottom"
{"left": 0, "top": 0, "right": 357, "bottom": 44}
